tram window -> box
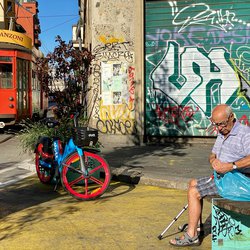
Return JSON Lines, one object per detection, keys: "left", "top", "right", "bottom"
{"left": 0, "top": 56, "right": 12, "bottom": 62}
{"left": 0, "top": 63, "right": 12, "bottom": 88}
{"left": 32, "top": 70, "right": 36, "bottom": 90}
{"left": 7, "top": 1, "right": 13, "bottom": 11}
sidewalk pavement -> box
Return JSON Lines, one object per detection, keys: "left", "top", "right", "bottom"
{"left": 100, "top": 137, "right": 215, "bottom": 191}
{"left": 0, "top": 133, "right": 215, "bottom": 190}
{"left": 0, "top": 134, "right": 214, "bottom": 249}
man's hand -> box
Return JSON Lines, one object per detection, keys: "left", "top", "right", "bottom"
{"left": 211, "top": 159, "right": 232, "bottom": 173}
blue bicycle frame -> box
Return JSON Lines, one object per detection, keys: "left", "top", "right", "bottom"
{"left": 53, "top": 138, "right": 88, "bottom": 176}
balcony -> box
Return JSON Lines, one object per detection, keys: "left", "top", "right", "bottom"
{"left": 34, "top": 38, "right": 41, "bottom": 47}
{"left": 34, "top": 24, "right": 41, "bottom": 33}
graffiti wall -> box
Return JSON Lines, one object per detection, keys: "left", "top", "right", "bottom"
{"left": 145, "top": 0, "right": 250, "bottom": 136}
{"left": 89, "top": 0, "right": 136, "bottom": 135}
{"left": 212, "top": 204, "right": 250, "bottom": 249}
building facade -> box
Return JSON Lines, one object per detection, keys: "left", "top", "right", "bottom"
{"left": 0, "top": 0, "right": 16, "bottom": 30}
{"left": 15, "top": 0, "right": 41, "bottom": 49}
{"left": 76, "top": 0, "right": 144, "bottom": 145}
{"left": 76, "top": 0, "right": 250, "bottom": 144}
{"left": 15, "top": 0, "right": 45, "bottom": 116}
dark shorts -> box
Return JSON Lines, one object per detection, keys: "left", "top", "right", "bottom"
{"left": 196, "top": 176, "right": 218, "bottom": 198}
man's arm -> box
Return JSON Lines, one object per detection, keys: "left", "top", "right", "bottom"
{"left": 212, "top": 155, "right": 250, "bottom": 174}
{"left": 209, "top": 153, "right": 216, "bottom": 165}
{"left": 232, "top": 155, "right": 250, "bottom": 169}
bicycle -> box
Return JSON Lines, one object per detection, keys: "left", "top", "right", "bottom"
{"left": 34, "top": 111, "right": 111, "bottom": 200}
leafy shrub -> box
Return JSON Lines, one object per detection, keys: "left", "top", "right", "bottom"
{"left": 19, "top": 118, "right": 71, "bottom": 152}
{"left": 19, "top": 116, "right": 102, "bottom": 153}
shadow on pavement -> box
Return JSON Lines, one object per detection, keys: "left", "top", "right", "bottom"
{"left": 0, "top": 176, "right": 135, "bottom": 220}
{"left": 158, "top": 214, "right": 212, "bottom": 242}
{"left": 0, "top": 177, "right": 136, "bottom": 241}
{"left": 0, "top": 177, "right": 62, "bottom": 220}
{"left": 0, "top": 161, "right": 21, "bottom": 171}
{"left": 102, "top": 143, "right": 188, "bottom": 169}
{"left": 101, "top": 143, "right": 191, "bottom": 184}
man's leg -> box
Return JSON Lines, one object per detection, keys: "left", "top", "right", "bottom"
{"left": 170, "top": 175, "right": 217, "bottom": 246}
{"left": 186, "top": 179, "right": 201, "bottom": 237}
{"left": 170, "top": 179, "right": 201, "bottom": 244}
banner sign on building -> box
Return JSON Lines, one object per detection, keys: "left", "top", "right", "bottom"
{"left": 0, "top": 30, "right": 32, "bottom": 49}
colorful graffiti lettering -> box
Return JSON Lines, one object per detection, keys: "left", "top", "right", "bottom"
{"left": 146, "top": 27, "right": 250, "bottom": 50}
{"left": 99, "top": 102, "right": 133, "bottom": 120}
{"left": 128, "top": 66, "right": 135, "bottom": 105}
{"left": 146, "top": 0, "right": 250, "bottom": 136}
{"left": 156, "top": 104, "right": 199, "bottom": 126}
{"left": 238, "top": 115, "right": 250, "bottom": 126}
{"left": 232, "top": 62, "right": 250, "bottom": 101}
{"left": 148, "top": 41, "right": 238, "bottom": 114}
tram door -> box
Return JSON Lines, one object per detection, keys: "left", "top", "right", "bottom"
{"left": 17, "top": 58, "right": 31, "bottom": 119}
{"left": 0, "top": 56, "right": 15, "bottom": 122}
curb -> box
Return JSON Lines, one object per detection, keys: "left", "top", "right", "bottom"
{"left": 8, "top": 158, "right": 190, "bottom": 191}
{"left": 110, "top": 166, "right": 189, "bottom": 190}
{"left": 139, "top": 176, "right": 188, "bottom": 190}
{"left": 0, "top": 134, "right": 14, "bottom": 144}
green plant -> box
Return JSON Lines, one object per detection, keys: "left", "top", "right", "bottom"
{"left": 19, "top": 117, "right": 102, "bottom": 153}
{"left": 19, "top": 118, "right": 72, "bottom": 153}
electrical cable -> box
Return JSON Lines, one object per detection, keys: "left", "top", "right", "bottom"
{"left": 42, "top": 17, "right": 78, "bottom": 33}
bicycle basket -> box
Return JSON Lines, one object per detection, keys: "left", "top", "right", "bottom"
{"left": 72, "top": 127, "right": 98, "bottom": 147}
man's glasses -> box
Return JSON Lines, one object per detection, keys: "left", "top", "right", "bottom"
{"left": 210, "top": 114, "right": 232, "bottom": 127}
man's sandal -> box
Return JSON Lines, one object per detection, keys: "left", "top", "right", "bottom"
{"left": 169, "top": 232, "right": 200, "bottom": 247}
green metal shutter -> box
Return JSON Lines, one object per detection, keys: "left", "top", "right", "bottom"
{"left": 145, "top": 0, "right": 250, "bottom": 137}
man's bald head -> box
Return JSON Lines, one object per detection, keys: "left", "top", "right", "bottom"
{"left": 212, "top": 104, "right": 232, "bottom": 121}
{"left": 211, "top": 104, "right": 234, "bottom": 136}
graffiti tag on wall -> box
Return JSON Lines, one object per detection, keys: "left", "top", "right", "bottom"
{"left": 212, "top": 205, "right": 242, "bottom": 242}
{"left": 93, "top": 41, "right": 134, "bottom": 63}
{"left": 169, "top": 1, "right": 250, "bottom": 33}
{"left": 91, "top": 39, "right": 135, "bottom": 134}
{"left": 149, "top": 42, "right": 239, "bottom": 113}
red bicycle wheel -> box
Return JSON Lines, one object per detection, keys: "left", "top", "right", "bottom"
{"left": 35, "top": 152, "right": 53, "bottom": 183}
{"left": 61, "top": 151, "right": 111, "bottom": 200}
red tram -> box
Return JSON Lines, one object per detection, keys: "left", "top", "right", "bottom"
{"left": 0, "top": 47, "right": 47, "bottom": 128}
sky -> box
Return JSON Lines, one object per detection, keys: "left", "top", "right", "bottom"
{"left": 37, "top": 0, "right": 79, "bottom": 56}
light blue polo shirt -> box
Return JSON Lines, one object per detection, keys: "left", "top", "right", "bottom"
{"left": 212, "top": 120, "right": 250, "bottom": 174}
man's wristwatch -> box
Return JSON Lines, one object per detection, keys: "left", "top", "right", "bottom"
{"left": 232, "top": 162, "right": 238, "bottom": 170}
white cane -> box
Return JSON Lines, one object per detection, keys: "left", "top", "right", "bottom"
{"left": 157, "top": 175, "right": 214, "bottom": 240}
{"left": 158, "top": 204, "right": 188, "bottom": 240}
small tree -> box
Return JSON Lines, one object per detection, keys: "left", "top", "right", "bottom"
{"left": 19, "top": 37, "right": 95, "bottom": 152}
{"left": 36, "top": 36, "right": 94, "bottom": 116}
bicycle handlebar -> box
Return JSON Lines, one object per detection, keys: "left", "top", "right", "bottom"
{"left": 44, "top": 104, "right": 83, "bottom": 129}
